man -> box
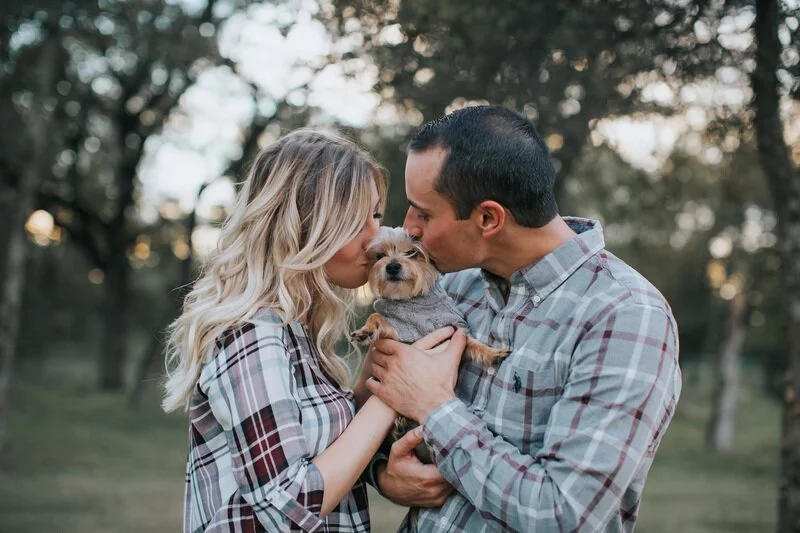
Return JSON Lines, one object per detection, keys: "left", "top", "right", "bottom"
{"left": 365, "top": 105, "right": 682, "bottom": 532}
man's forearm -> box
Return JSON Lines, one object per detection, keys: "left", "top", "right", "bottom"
{"left": 422, "top": 400, "right": 645, "bottom": 532}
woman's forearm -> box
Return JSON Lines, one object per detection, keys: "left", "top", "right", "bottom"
{"left": 312, "top": 395, "right": 395, "bottom": 515}
{"left": 352, "top": 352, "right": 374, "bottom": 409}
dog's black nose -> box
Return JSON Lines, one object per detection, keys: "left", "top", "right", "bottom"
{"left": 385, "top": 261, "right": 401, "bottom": 276}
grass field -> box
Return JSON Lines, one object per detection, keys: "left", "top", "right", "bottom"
{"left": 0, "top": 362, "right": 780, "bottom": 533}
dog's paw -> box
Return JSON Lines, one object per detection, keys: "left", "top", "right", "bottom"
{"left": 349, "top": 328, "right": 374, "bottom": 345}
{"left": 480, "top": 346, "right": 510, "bottom": 366}
{"left": 491, "top": 347, "right": 511, "bottom": 359}
{"left": 466, "top": 340, "right": 510, "bottom": 366}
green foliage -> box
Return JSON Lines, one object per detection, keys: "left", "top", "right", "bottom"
{"left": 0, "top": 0, "right": 264, "bottom": 388}
{"left": 557, "top": 139, "right": 786, "bottom": 384}
{"left": 325, "top": 0, "right": 751, "bottom": 199}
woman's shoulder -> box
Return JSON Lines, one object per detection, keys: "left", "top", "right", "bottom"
{"left": 218, "top": 309, "right": 287, "bottom": 350}
{"left": 199, "top": 309, "right": 296, "bottom": 383}
{"left": 247, "top": 307, "right": 286, "bottom": 327}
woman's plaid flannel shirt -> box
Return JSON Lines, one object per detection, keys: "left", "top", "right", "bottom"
{"left": 183, "top": 310, "right": 369, "bottom": 532}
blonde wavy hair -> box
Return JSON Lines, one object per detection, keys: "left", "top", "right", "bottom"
{"left": 162, "top": 129, "right": 387, "bottom": 412}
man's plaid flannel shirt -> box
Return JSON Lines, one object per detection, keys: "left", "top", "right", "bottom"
{"left": 372, "top": 217, "right": 681, "bottom": 533}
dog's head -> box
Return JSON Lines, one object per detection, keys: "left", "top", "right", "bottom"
{"left": 367, "top": 227, "right": 438, "bottom": 300}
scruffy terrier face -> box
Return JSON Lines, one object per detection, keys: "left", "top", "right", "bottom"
{"left": 367, "top": 227, "right": 438, "bottom": 300}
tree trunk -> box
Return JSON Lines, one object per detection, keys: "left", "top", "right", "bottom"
{"left": 127, "top": 227, "right": 194, "bottom": 408}
{"left": 752, "top": 1, "right": 800, "bottom": 531}
{"left": 97, "top": 132, "right": 139, "bottom": 390}
{"left": 707, "top": 292, "right": 745, "bottom": 453}
{"left": 0, "top": 35, "right": 58, "bottom": 457}
{"left": 99, "top": 244, "right": 129, "bottom": 390}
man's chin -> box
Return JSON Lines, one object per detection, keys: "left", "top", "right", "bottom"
{"left": 431, "top": 259, "right": 454, "bottom": 274}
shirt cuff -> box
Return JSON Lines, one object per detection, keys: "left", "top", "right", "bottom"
{"left": 363, "top": 452, "right": 389, "bottom": 492}
{"left": 254, "top": 460, "right": 326, "bottom": 532}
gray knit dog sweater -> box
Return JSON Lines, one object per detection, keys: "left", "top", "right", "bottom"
{"left": 373, "top": 280, "right": 468, "bottom": 343}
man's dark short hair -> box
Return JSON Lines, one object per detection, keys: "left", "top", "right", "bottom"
{"left": 409, "top": 105, "right": 558, "bottom": 228}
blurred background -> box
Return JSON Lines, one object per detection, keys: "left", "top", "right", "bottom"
{"left": 1, "top": 0, "right": 799, "bottom": 531}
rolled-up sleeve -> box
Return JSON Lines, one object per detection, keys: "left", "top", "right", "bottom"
{"left": 207, "top": 325, "right": 326, "bottom": 532}
{"left": 422, "top": 303, "right": 680, "bottom": 532}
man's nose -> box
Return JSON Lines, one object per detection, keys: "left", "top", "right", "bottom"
{"left": 402, "top": 208, "right": 421, "bottom": 238}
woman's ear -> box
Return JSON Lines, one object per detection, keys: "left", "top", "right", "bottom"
{"left": 472, "top": 200, "right": 506, "bottom": 237}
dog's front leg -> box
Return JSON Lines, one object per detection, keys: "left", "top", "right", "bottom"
{"left": 350, "top": 313, "right": 400, "bottom": 345}
{"left": 465, "top": 336, "right": 510, "bottom": 366}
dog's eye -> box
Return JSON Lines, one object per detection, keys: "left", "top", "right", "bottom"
{"left": 404, "top": 249, "right": 418, "bottom": 258}
{"left": 375, "top": 252, "right": 386, "bottom": 260}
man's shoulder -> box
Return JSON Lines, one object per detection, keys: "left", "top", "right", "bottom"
{"left": 440, "top": 269, "right": 484, "bottom": 299}
{"left": 583, "top": 249, "right": 673, "bottom": 318}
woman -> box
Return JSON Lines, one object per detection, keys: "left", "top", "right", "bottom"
{"left": 162, "top": 129, "right": 458, "bottom": 532}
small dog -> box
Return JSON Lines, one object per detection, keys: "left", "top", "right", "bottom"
{"left": 351, "top": 226, "right": 509, "bottom": 462}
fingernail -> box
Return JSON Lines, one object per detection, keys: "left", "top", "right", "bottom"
{"left": 414, "top": 427, "right": 423, "bottom": 437}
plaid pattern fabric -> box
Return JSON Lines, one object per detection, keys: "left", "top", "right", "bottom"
{"left": 183, "top": 309, "right": 370, "bottom": 532}
{"left": 403, "top": 218, "right": 681, "bottom": 533}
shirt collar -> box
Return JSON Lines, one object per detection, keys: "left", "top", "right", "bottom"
{"left": 480, "top": 217, "right": 605, "bottom": 305}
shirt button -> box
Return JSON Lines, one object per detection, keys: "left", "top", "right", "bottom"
{"left": 533, "top": 295, "right": 541, "bottom": 304}
{"left": 487, "top": 366, "right": 496, "bottom": 376}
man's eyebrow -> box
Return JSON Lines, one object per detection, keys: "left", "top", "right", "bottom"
{"left": 408, "top": 199, "right": 428, "bottom": 212}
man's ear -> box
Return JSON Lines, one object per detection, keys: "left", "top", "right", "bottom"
{"left": 471, "top": 200, "right": 506, "bottom": 237}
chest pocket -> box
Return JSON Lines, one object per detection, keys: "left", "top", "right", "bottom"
{"left": 482, "top": 350, "right": 564, "bottom": 455}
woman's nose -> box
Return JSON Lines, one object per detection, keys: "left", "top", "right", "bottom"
{"left": 363, "top": 217, "right": 379, "bottom": 246}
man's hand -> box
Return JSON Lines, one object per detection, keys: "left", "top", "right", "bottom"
{"left": 355, "top": 326, "right": 455, "bottom": 408}
{"left": 377, "top": 427, "right": 453, "bottom": 507}
{"left": 367, "top": 328, "right": 466, "bottom": 423}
